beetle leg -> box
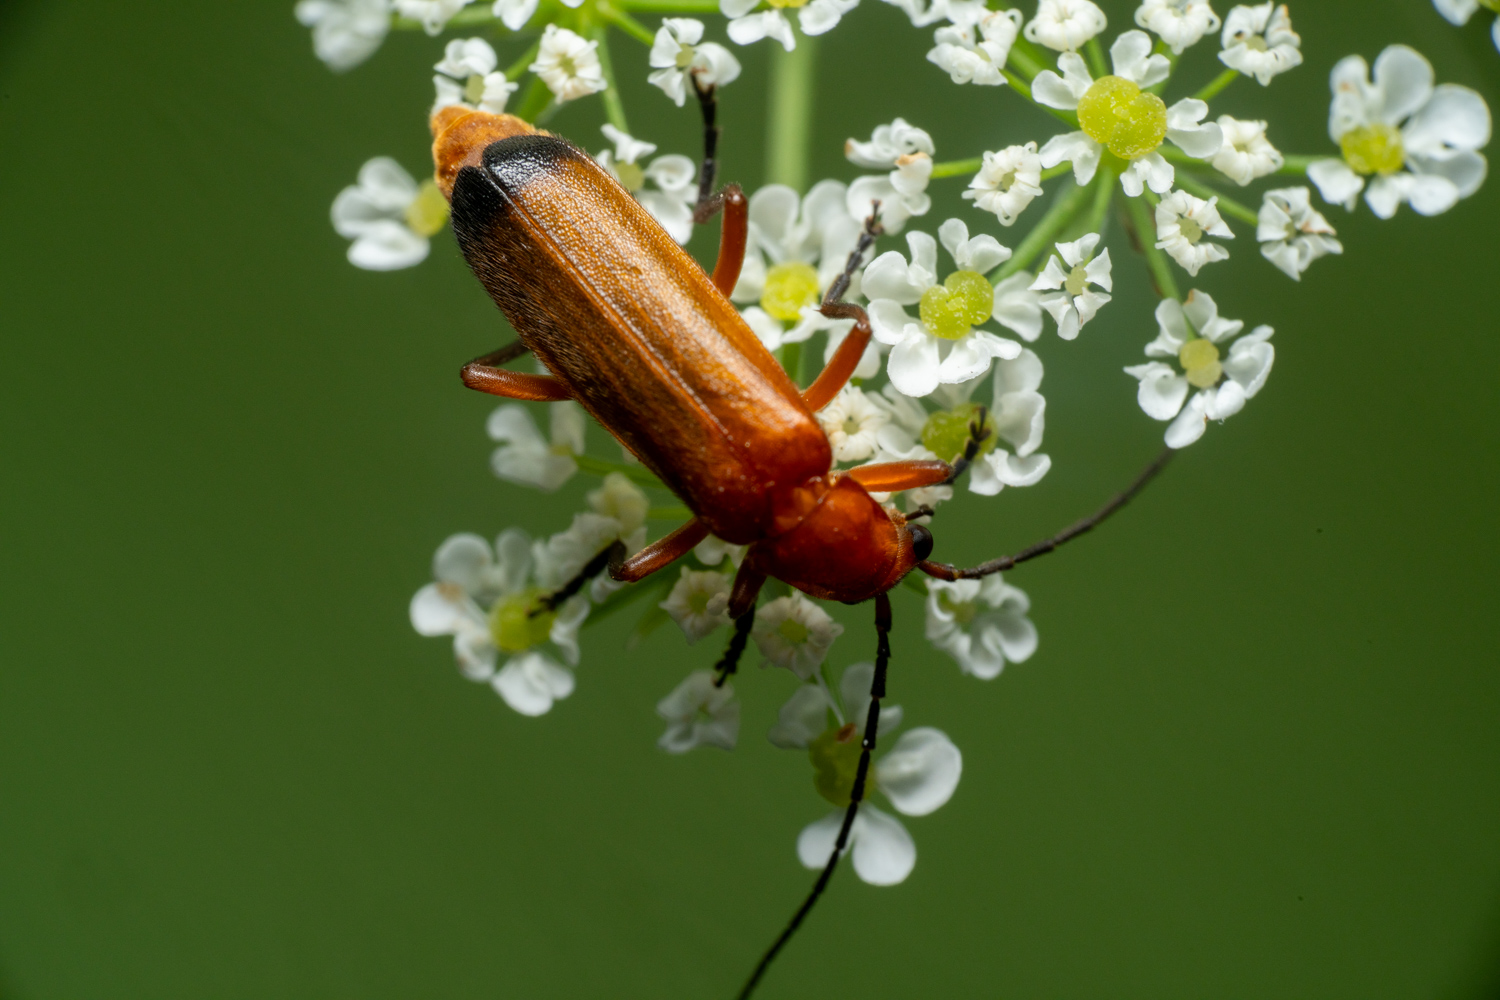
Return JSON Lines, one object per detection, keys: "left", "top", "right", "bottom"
{"left": 800, "top": 302, "right": 872, "bottom": 412}
{"left": 460, "top": 343, "right": 570, "bottom": 401}
{"left": 688, "top": 79, "right": 749, "bottom": 296}
{"left": 711, "top": 605, "right": 755, "bottom": 688}
{"left": 845, "top": 460, "right": 952, "bottom": 494}
{"left": 533, "top": 539, "right": 627, "bottom": 615}
{"left": 919, "top": 446, "right": 1175, "bottom": 581}
{"left": 734, "top": 592, "right": 893, "bottom": 999}
{"left": 610, "top": 518, "right": 711, "bottom": 583}
{"left": 726, "top": 560, "right": 766, "bottom": 620}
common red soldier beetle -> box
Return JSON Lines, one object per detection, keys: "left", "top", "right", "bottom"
{"left": 426, "top": 90, "right": 1172, "bottom": 998}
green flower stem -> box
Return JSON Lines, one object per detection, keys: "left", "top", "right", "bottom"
{"left": 573, "top": 453, "right": 667, "bottom": 489}
{"left": 991, "top": 179, "right": 1093, "bottom": 283}
{"left": 1084, "top": 37, "right": 1109, "bottom": 79}
{"left": 514, "top": 75, "right": 554, "bottom": 121}
{"left": 648, "top": 505, "right": 693, "bottom": 520}
{"left": 931, "top": 157, "right": 983, "bottom": 179}
{"left": 901, "top": 572, "right": 929, "bottom": 597}
{"left": 1193, "top": 68, "right": 1239, "bottom": 103}
{"left": 1001, "top": 68, "right": 1079, "bottom": 127}
{"left": 613, "top": 0, "right": 720, "bottom": 11}
{"left": 1146, "top": 39, "right": 1178, "bottom": 96}
{"left": 505, "top": 40, "right": 542, "bottom": 80}
{"left": 1006, "top": 38, "right": 1050, "bottom": 82}
{"left": 1171, "top": 171, "right": 1260, "bottom": 226}
{"left": 767, "top": 28, "right": 817, "bottom": 191}
{"left": 595, "top": 2, "right": 656, "bottom": 45}
{"left": 1123, "top": 193, "right": 1181, "bottom": 301}
{"left": 1278, "top": 154, "right": 1322, "bottom": 175}
{"left": 779, "top": 342, "right": 805, "bottom": 386}
{"left": 392, "top": 7, "right": 501, "bottom": 29}
{"left": 1084, "top": 166, "right": 1117, "bottom": 234}
{"left": 1041, "top": 163, "right": 1072, "bottom": 180}
{"left": 590, "top": 26, "right": 631, "bottom": 133}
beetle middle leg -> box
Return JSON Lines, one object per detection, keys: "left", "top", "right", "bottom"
{"left": 800, "top": 212, "right": 885, "bottom": 411}
{"left": 690, "top": 79, "right": 748, "bottom": 297}
{"left": 460, "top": 341, "right": 572, "bottom": 401}
{"left": 532, "top": 519, "right": 710, "bottom": 618}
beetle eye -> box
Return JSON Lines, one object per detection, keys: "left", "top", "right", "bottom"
{"left": 908, "top": 524, "right": 934, "bottom": 562}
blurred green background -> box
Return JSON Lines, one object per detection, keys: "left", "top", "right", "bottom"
{"left": 2, "top": 0, "right": 1498, "bottom": 996}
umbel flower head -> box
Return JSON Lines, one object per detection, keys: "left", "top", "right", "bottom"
{"left": 1257, "top": 186, "right": 1341, "bottom": 280}
{"left": 530, "top": 24, "right": 606, "bottom": 101}
{"left": 330, "top": 157, "right": 447, "bottom": 270}
{"left": 1218, "top": 1, "right": 1302, "bottom": 85}
{"left": 1035, "top": 30, "right": 1224, "bottom": 197}
{"left": 927, "top": 7, "right": 1024, "bottom": 87}
{"left": 925, "top": 574, "right": 1038, "bottom": 678}
{"left": 963, "top": 143, "right": 1044, "bottom": 226}
{"left": 845, "top": 119, "right": 936, "bottom": 233}
{"left": 647, "top": 18, "right": 742, "bottom": 106}
{"left": 1308, "top": 44, "right": 1492, "bottom": 219}
{"left": 1029, "top": 233, "right": 1112, "bottom": 340}
{"left": 431, "top": 37, "right": 518, "bottom": 115}
{"left": 773, "top": 663, "right": 963, "bottom": 885}
{"left": 656, "top": 670, "right": 740, "bottom": 752}
{"left": 1134, "top": 0, "right": 1220, "bottom": 55}
{"left": 1024, "top": 0, "right": 1108, "bottom": 52}
{"left": 1125, "top": 291, "right": 1273, "bottom": 448}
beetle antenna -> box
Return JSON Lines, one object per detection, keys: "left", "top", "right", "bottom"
{"left": 735, "top": 593, "right": 893, "bottom": 1000}
{"left": 939, "top": 405, "right": 993, "bottom": 486}
{"left": 920, "top": 446, "right": 1175, "bottom": 581}
{"left": 711, "top": 607, "right": 756, "bottom": 688}
{"left": 531, "top": 540, "right": 627, "bottom": 615}
{"left": 822, "top": 210, "right": 884, "bottom": 307}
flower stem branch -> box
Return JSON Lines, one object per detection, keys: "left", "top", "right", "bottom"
{"left": 1122, "top": 193, "right": 1181, "bottom": 301}
{"left": 1193, "top": 68, "right": 1239, "bottom": 103}
{"left": 1277, "top": 154, "right": 1321, "bottom": 174}
{"left": 1084, "top": 37, "right": 1109, "bottom": 79}
{"left": 505, "top": 40, "right": 542, "bottom": 80}
{"left": 1002, "top": 69, "right": 1080, "bottom": 127}
{"left": 1084, "top": 167, "right": 1116, "bottom": 235}
{"left": 514, "top": 75, "right": 554, "bottom": 121}
{"left": 573, "top": 453, "right": 667, "bottom": 489}
{"left": 1172, "top": 171, "right": 1259, "bottom": 226}
{"left": 767, "top": 27, "right": 817, "bottom": 191}
{"left": 590, "top": 26, "right": 631, "bottom": 133}
{"left": 1005, "top": 40, "right": 1049, "bottom": 81}
{"left": 931, "top": 157, "right": 983, "bottom": 179}
{"left": 991, "top": 179, "right": 1092, "bottom": 282}
{"left": 392, "top": 7, "right": 501, "bottom": 29}
{"left": 595, "top": 1, "right": 657, "bottom": 45}
{"left": 612, "top": 0, "right": 720, "bottom": 10}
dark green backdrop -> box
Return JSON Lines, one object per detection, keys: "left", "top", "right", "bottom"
{"left": 2, "top": 1, "right": 1498, "bottom": 996}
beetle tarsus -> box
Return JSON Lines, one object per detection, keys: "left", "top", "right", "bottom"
{"left": 921, "top": 446, "right": 1176, "bottom": 580}
{"left": 735, "top": 592, "right": 894, "bottom": 1000}
{"left": 691, "top": 78, "right": 721, "bottom": 219}
{"left": 939, "top": 405, "right": 993, "bottom": 486}
{"left": 465, "top": 340, "right": 531, "bottom": 369}
{"left": 711, "top": 606, "right": 756, "bottom": 688}
{"left": 822, "top": 209, "right": 884, "bottom": 308}
{"left": 532, "top": 539, "right": 627, "bottom": 616}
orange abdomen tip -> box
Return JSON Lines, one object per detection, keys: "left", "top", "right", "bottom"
{"left": 430, "top": 106, "right": 544, "bottom": 201}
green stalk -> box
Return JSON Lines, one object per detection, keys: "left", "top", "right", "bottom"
{"left": 573, "top": 453, "right": 667, "bottom": 489}
{"left": 1193, "top": 68, "right": 1239, "bottom": 103}
{"left": 1041, "top": 163, "right": 1072, "bottom": 180}
{"left": 392, "top": 6, "right": 500, "bottom": 29}
{"left": 1001, "top": 69, "right": 1079, "bottom": 127}
{"left": 1006, "top": 37, "right": 1050, "bottom": 82}
{"left": 595, "top": 1, "right": 657, "bottom": 45}
{"left": 1171, "top": 171, "right": 1259, "bottom": 226}
{"left": 1084, "top": 37, "right": 1109, "bottom": 78}
{"left": 1084, "top": 167, "right": 1117, "bottom": 235}
{"left": 648, "top": 506, "right": 693, "bottom": 520}
{"left": 991, "top": 179, "right": 1092, "bottom": 282}
{"left": 1146, "top": 39, "right": 1178, "bottom": 96}
{"left": 612, "top": 0, "right": 721, "bottom": 11}
{"left": 514, "top": 75, "right": 554, "bottom": 121}
{"left": 1278, "top": 154, "right": 1323, "bottom": 175}
{"left": 590, "top": 26, "right": 630, "bottom": 133}
{"left": 779, "top": 342, "right": 803, "bottom": 385}
{"left": 1123, "top": 194, "right": 1181, "bottom": 301}
{"left": 931, "top": 157, "right": 984, "bottom": 179}
{"left": 766, "top": 27, "right": 817, "bottom": 191}
{"left": 505, "top": 40, "right": 542, "bottom": 80}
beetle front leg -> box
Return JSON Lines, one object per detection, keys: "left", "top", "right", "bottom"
{"left": 690, "top": 80, "right": 748, "bottom": 296}
{"left": 610, "top": 518, "right": 711, "bottom": 582}
{"left": 800, "top": 302, "right": 872, "bottom": 412}
{"left": 846, "top": 460, "right": 953, "bottom": 494}
{"left": 461, "top": 342, "right": 571, "bottom": 401}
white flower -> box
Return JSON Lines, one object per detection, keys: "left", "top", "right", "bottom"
{"left": 486, "top": 401, "right": 584, "bottom": 490}
{"left": 797, "top": 726, "right": 962, "bottom": 885}
{"left": 585, "top": 472, "right": 649, "bottom": 551}
{"left": 431, "top": 37, "right": 518, "bottom": 116}
{"left": 927, "top": 9, "right": 1023, "bottom": 86}
{"left": 1218, "top": 2, "right": 1301, "bottom": 85}
{"left": 647, "top": 18, "right": 742, "bottom": 106}
{"left": 330, "top": 157, "right": 440, "bottom": 270}
{"left": 970, "top": 349, "right": 1051, "bottom": 495}
{"left": 962, "top": 143, "right": 1044, "bottom": 226}
{"left": 752, "top": 594, "right": 844, "bottom": 680}
{"left": 1211, "top": 115, "right": 1283, "bottom": 185}
{"left": 721, "top": 0, "right": 859, "bottom": 49}
{"left": 844, "top": 119, "right": 935, "bottom": 233}
{"left": 656, "top": 670, "right": 740, "bottom": 752}
{"left": 733, "top": 181, "right": 865, "bottom": 348}
{"left": 409, "top": 530, "right": 587, "bottom": 714}
{"left": 1154, "top": 189, "right": 1234, "bottom": 275}
{"left": 393, "top": 0, "right": 471, "bottom": 35}
{"left": 1307, "top": 45, "right": 1491, "bottom": 219}
{"left": 1024, "top": 0, "right": 1108, "bottom": 51}
{"left": 863, "top": 218, "right": 1023, "bottom": 397}
{"left": 1134, "top": 0, "right": 1219, "bottom": 54}
{"left": 926, "top": 576, "right": 1036, "bottom": 678}
{"left": 815, "top": 386, "right": 890, "bottom": 462}
{"left": 1257, "top": 186, "right": 1341, "bottom": 280}
{"left": 1028, "top": 232, "right": 1112, "bottom": 340}
{"left": 659, "top": 568, "right": 733, "bottom": 644}
{"left": 990, "top": 272, "right": 1045, "bottom": 342}
{"left": 595, "top": 125, "right": 698, "bottom": 245}
{"left": 881, "top": 0, "right": 984, "bottom": 28}
{"left": 1124, "top": 291, "right": 1273, "bottom": 448}
{"left": 694, "top": 534, "right": 748, "bottom": 568}
{"left": 1433, "top": 0, "right": 1500, "bottom": 52}
{"left": 768, "top": 661, "right": 904, "bottom": 749}
{"left": 529, "top": 25, "right": 606, "bottom": 102}
{"left": 295, "top": 0, "right": 390, "bottom": 72}
{"left": 1035, "top": 32, "right": 1223, "bottom": 197}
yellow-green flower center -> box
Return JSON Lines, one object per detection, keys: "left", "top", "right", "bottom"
{"left": 1179, "top": 337, "right": 1223, "bottom": 389}
{"left": 675, "top": 46, "right": 695, "bottom": 69}
{"left": 688, "top": 589, "right": 713, "bottom": 615}
{"left": 1077, "top": 75, "right": 1169, "bottom": 160}
{"left": 489, "top": 586, "right": 556, "bottom": 653}
{"left": 614, "top": 160, "right": 645, "bottom": 192}
{"left": 921, "top": 402, "right": 997, "bottom": 464}
{"left": 760, "top": 261, "right": 821, "bottom": 321}
{"left": 1339, "top": 123, "right": 1405, "bottom": 176}
{"left": 404, "top": 179, "right": 451, "bottom": 237}
{"left": 1064, "top": 261, "right": 1093, "bottom": 296}
{"left": 777, "top": 616, "right": 811, "bottom": 645}
{"left": 809, "top": 723, "right": 862, "bottom": 805}
{"left": 918, "top": 269, "right": 994, "bottom": 340}
{"left": 937, "top": 591, "right": 979, "bottom": 627}
{"left": 768, "top": 0, "right": 809, "bottom": 9}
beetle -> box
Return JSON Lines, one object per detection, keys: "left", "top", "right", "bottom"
{"left": 426, "top": 95, "right": 1172, "bottom": 999}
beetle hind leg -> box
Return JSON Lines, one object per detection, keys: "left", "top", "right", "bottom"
{"left": 461, "top": 341, "right": 573, "bottom": 401}
{"left": 800, "top": 212, "right": 885, "bottom": 412}
{"left": 689, "top": 79, "right": 748, "bottom": 296}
